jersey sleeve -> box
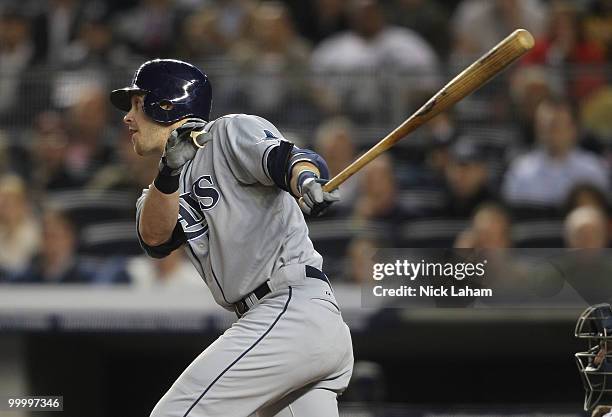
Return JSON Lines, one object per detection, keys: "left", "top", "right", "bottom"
{"left": 135, "top": 186, "right": 186, "bottom": 259}
{"left": 218, "top": 114, "right": 285, "bottom": 186}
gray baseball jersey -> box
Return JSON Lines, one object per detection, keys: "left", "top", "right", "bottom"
{"left": 137, "top": 114, "right": 353, "bottom": 417}
{"left": 136, "top": 114, "right": 323, "bottom": 308}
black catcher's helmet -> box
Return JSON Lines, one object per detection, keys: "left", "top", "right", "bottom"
{"left": 110, "top": 59, "right": 212, "bottom": 124}
{"left": 575, "top": 303, "right": 612, "bottom": 411}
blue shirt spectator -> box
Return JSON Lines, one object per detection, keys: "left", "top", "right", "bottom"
{"left": 503, "top": 98, "right": 609, "bottom": 207}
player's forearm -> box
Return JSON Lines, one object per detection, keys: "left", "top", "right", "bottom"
{"left": 139, "top": 186, "right": 180, "bottom": 246}
{"left": 290, "top": 162, "right": 320, "bottom": 197}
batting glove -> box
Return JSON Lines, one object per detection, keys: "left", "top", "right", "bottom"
{"left": 155, "top": 118, "right": 206, "bottom": 194}
{"left": 298, "top": 177, "right": 340, "bottom": 217}
{"left": 161, "top": 118, "right": 207, "bottom": 174}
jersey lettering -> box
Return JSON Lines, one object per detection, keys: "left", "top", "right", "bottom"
{"left": 177, "top": 175, "right": 220, "bottom": 241}
{"left": 193, "top": 175, "right": 220, "bottom": 210}
{"left": 178, "top": 193, "right": 208, "bottom": 241}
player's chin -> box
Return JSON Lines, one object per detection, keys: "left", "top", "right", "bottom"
{"left": 133, "top": 141, "right": 144, "bottom": 156}
{"left": 133, "top": 140, "right": 149, "bottom": 156}
{"left": 134, "top": 141, "right": 163, "bottom": 158}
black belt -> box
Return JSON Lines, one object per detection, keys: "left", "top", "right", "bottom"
{"left": 234, "top": 266, "right": 330, "bottom": 317}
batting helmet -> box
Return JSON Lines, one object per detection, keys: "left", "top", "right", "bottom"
{"left": 575, "top": 303, "right": 612, "bottom": 411}
{"left": 110, "top": 59, "right": 212, "bottom": 124}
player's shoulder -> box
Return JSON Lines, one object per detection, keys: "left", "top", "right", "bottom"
{"left": 211, "top": 113, "right": 281, "bottom": 140}
{"left": 210, "top": 113, "right": 272, "bottom": 129}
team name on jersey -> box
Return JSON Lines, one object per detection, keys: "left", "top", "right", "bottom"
{"left": 178, "top": 175, "right": 220, "bottom": 240}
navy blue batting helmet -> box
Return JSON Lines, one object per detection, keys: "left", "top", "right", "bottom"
{"left": 110, "top": 59, "right": 212, "bottom": 124}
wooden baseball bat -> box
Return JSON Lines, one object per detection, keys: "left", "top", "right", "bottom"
{"left": 320, "top": 28, "right": 534, "bottom": 194}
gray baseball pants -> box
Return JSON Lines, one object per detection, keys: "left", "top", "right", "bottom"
{"left": 150, "top": 277, "right": 354, "bottom": 417}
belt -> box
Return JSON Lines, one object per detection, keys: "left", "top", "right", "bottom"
{"left": 234, "top": 265, "right": 330, "bottom": 317}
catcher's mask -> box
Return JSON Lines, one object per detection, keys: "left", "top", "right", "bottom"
{"left": 575, "top": 303, "right": 612, "bottom": 411}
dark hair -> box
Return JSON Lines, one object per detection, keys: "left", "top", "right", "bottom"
{"left": 471, "top": 201, "right": 512, "bottom": 225}
{"left": 565, "top": 183, "right": 610, "bottom": 215}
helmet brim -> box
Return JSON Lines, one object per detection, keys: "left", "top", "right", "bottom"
{"left": 110, "top": 87, "right": 147, "bottom": 112}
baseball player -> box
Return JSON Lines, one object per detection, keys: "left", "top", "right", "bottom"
{"left": 110, "top": 59, "right": 353, "bottom": 417}
{"left": 575, "top": 303, "right": 612, "bottom": 416}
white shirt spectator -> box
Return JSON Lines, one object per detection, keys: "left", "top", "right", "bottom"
{"left": 312, "top": 26, "right": 438, "bottom": 116}
{"left": 451, "top": 0, "right": 547, "bottom": 60}
{"left": 126, "top": 255, "right": 204, "bottom": 289}
{"left": 502, "top": 148, "right": 609, "bottom": 206}
{"left": 312, "top": 26, "right": 437, "bottom": 73}
{"left": 0, "top": 220, "right": 39, "bottom": 274}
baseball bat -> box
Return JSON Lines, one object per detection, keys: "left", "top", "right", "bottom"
{"left": 319, "top": 28, "right": 534, "bottom": 194}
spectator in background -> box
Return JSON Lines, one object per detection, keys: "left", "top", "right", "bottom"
{"left": 526, "top": 204, "right": 612, "bottom": 303}
{"left": 31, "top": 0, "right": 82, "bottom": 66}
{"left": 450, "top": 0, "right": 547, "bottom": 63}
{"left": 28, "top": 111, "right": 81, "bottom": 194}
{"left": 565, "top": 183, "right": 610, "bottom": 216}
{"left": 311, "top": 0, "right": 438, "bottom": 120}
{"left": 442, "top": 138, "right": 494, "bottom": 219}
{"left": 0, "top": 175, "right": 40, "bottom": 278}
{"left": 62, "top": 85, "right": 116, "bottom": 186}
{"left": 287, "top": 0, "right": 348, "bottom": 45}
{"left": 584, "top": 0, "right": 612, "bottom": 59}
{"left": 565, "top": 206, "right": 609, "bottom": 249}
{"left": 114, "top": 0, "right": 179, "bottom": 57}
{"left": 179, "top": 6, "right": 233, "bottom": 60}
{"left": 557, "top": 206, "right": 612, "bottom": 303}
{"left": 9, "top": 209, "right": 90, "bottom": 284}
{"left": 384, "top": 0, "right": 450, "bottom": 56}
{"left": 456, "top": 203, "right": 570, "bottom": 307}
{"left": 509, "top": 65, "right": 556, "bottom": 144}
{"left": 229, "top": 2, "right": 313, "bottom": 122}
{"left": 522, "top": 1, "right": 607, "bottom": 102}
{"left": 314, "top": 117, "right": 358, "bottom": 212}
{"left": 353, "top": 154, "right": 404, "bottom": 244}
{"left": 580, "top": 86, "right": 612, "bottom": 149}
{"left": 178, "top": 0, "right": 256, "bottom": 61}
{"left": 61, "top": 12, "right": 131, "bottom": 71}
{"left": 212, "top": 0, "right": 255, "bottom": 46}
{"left": 0, "top": 8, "right": 36, "bottom": 126}
{"left": 344, "top": 237, "right": 378, "bottom": 284}
{"left": 502, "top": 97, "right": 609, "bottom": 208}
{"left": 410, "top": 112, "right": 457, "bottom": 188}
{"left": 454, "top": 203, "right": 522, "bottom": 299}
{"left": 87, "top": 128, "right": 158, "bottom": 196}
{"left": 455, "top": 203, "right": 512, "bottom": 250}
{"left": 96, "top": 250, "right": 203, "bottom": 288}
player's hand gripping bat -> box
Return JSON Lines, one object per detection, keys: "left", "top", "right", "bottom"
{"left": 312, "top": 28, "right": 535, "bottom": 199}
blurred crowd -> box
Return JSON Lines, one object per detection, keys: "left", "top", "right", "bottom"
{"left": 0, "top": 0, "right": 611, "bottom": 287}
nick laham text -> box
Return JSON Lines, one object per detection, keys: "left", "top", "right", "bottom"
{"left": 373, "top": 285, "right": 493, "bottom": 297}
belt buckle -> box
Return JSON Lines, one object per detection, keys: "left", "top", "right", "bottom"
{"left": 235, "top": 300, "right": 248, "bottom": 317}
